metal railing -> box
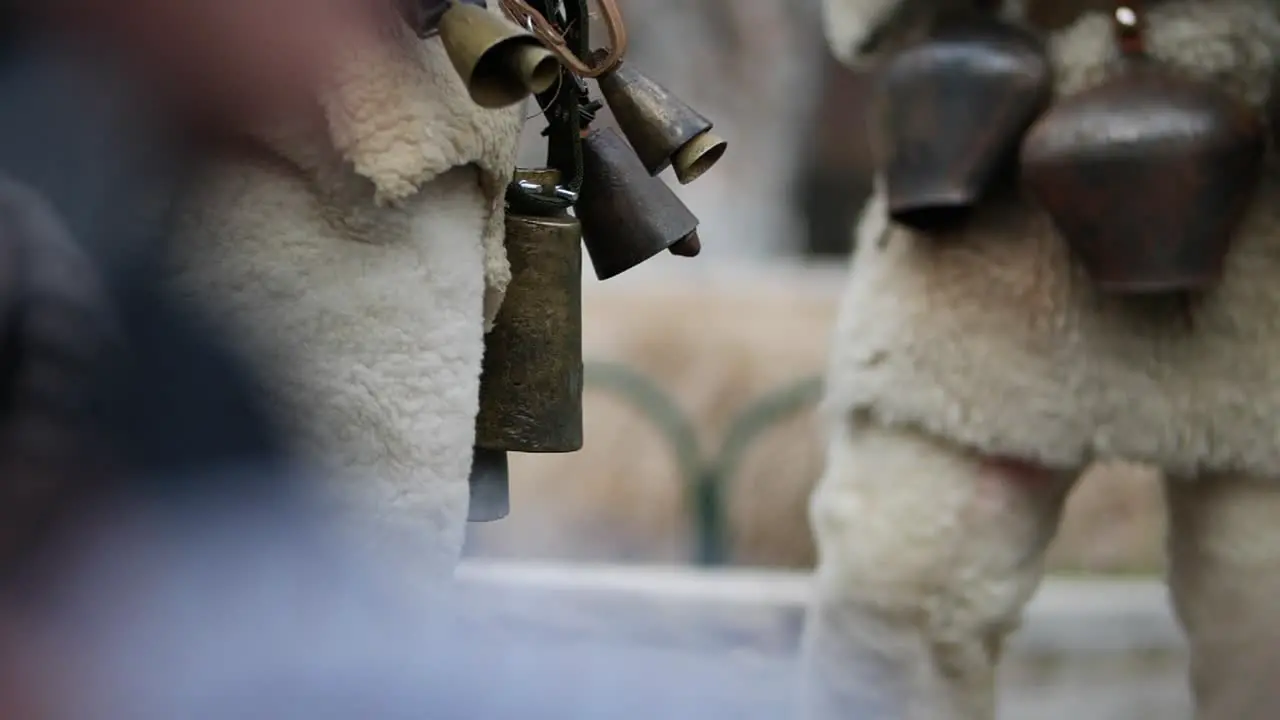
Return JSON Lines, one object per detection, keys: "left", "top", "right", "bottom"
{"left": 584, "top": 361, "right": 824, "bottom": 565}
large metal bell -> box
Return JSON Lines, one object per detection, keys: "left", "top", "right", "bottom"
{"left": 873, "top": 11, "right": 1052, "bottom": 230}
{"left": 576, "top": 126, "right": 701, "bottom": 280}
{"left": 1021, "top": 18, "right": 1264, "bottom": 293}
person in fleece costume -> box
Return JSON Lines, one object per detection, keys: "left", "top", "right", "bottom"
{"left": 164, "top": 2, "right": 525, "bottom": 577}
{"left": 802, "top": 0, "right": 1280, "bottom": 718}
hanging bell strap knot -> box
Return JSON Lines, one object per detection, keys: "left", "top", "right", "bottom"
{"left": 498, "top": 0, "right": 628, "bottom": 77}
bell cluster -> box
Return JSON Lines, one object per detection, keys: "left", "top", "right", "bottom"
{"left": 872, "top": 0, "right": 1263, "bottom": 295}
{"left": 429, "top": 0, "right": 732, "bottom": 522}
{"left": 401, "top": 0, "right": 727, "bottom": 279}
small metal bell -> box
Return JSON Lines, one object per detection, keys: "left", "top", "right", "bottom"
{"left": 438, "top": 1, "right": 559, "bottom": 109}
{"left": 467, "top": 447, "right": 510, "bottom": 522}
{"left": 475, "top": 168, "right": 584, "bottom": 453}
{"left": 577, "top": 126, "right": 701, "bottom": 280}
{"left": 596, "top": 59, "right": 728, "bottom": 185}
{"left": 873, "top": 3, "right": 1052, "bottom": 230}
{"left": 1020, "top": 3, "right": 1264, "bottom": 293}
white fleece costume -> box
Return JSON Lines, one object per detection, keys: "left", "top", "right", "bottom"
{"left": 164, "top": 10, "right": 523, "bottom": 577}
{"left": 803, "top": 1, "right": 1280, "bottom": 718}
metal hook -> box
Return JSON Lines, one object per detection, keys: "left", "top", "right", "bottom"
{"left": 515, "top": 178, "right": 578, "bottom": 203}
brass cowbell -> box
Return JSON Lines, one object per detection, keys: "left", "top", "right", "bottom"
{"left": 1020, "top": 2, "right": 1264, "bottom": 293}
{"left": 433, "top": 0, "right": 560, "bottom": 109}
{"left": 873, "top": 0, "right": 1052, "bottom": 230}
{"left": 475, "top": 168, "right": 584, "bottom": 455}
{"left": 596, "top": 57, "right": 728, "bottom": 185}
{"left": 576, "top": 126, "right": 702, "bottom": 280}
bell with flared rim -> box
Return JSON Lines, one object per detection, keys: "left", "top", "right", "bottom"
{"left": 576, "top": 126, "right": 702, "bottom": 280}
{"left": 872, "top": 1, "right": 1053, "bottom": 230}
{"left": 1020, "top": 2, "right": 1264, "bottom": 293}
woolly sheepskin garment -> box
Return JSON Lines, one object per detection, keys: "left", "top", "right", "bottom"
{"left": 803, "top": 3, "right": 1280, "bottom": 719}
{"left": 166, "top": 11, "right": 524, "bottom": 575}
{"left": 823, "top": 0, "right": 1280, "bottom": 481}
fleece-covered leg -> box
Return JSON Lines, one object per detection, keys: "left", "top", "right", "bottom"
{"left": 1165, "top": 475, "right": 1280, "bottom": 720}
{"left": 798, "top": 420, "right": 1074, "bottom": 720}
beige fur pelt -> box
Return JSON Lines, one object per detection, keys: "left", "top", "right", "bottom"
{"left": 166, "top": 7, "right": 524, "bottom": 577}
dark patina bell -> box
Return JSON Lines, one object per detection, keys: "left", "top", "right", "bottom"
{"left": 1020, "top": 5, "right": 1264, "bottom": 293}
{"left": 474, "top": 168, "right": 584, "bottom": 453}
{"left": 577, "top": 126, "right": 702, "bottom": 279}
{"left": 873, "top": 5, "right": 1052, "bottom": 230}
{"left": 596, "top": 58, "right": 728, "bottom": 185}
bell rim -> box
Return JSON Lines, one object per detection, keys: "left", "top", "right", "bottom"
{"left": 673, "top": 132, "right": 727, "bottom": 185}
{"left": 886, "top": 188, "right": 983, "bottom": 216}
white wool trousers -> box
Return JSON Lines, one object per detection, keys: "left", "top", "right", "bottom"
{"left": 799, "top": 419, "right": 1280, "bottom": 720}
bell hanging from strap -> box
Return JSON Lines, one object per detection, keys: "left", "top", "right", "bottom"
{"left": 474, "top": 168, "right": 584, "bottom": 456}
{"left": 595, "top": 55, "right": 728, "bottom": 185}
{"left": 1020, "top": 1, "right": 1264, "bottom": 293}
{"left": 872, "top": 0, "right": 1052, "bottom": 230}
{"left": 433, "top": 0, "right": 560, "bottom": 109}
{"left": 576, "top": 126, "right": 702, "bottom": 280}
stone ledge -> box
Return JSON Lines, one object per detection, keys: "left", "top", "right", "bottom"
{"left": 455, "top": 560, "right": 1184, "bottom": 658}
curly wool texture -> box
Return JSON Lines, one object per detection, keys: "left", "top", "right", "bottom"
{"left": 166, "top": 12, "right": 524, "bottom": 575}
{"left": 319, "top": 22, "right": 523, "bottom": 326}
{"left": 822, "top": 0, "right": 1280, "bottom": 480}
